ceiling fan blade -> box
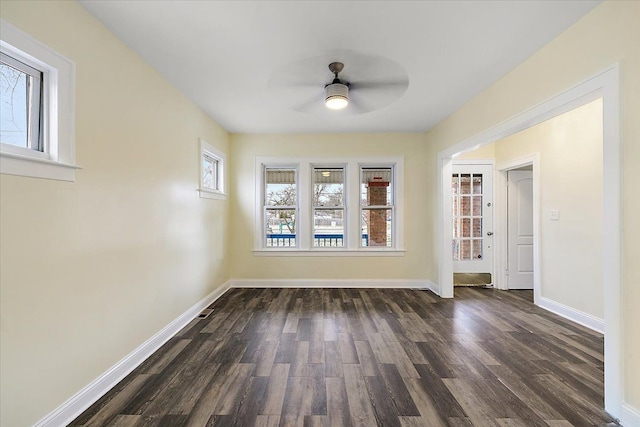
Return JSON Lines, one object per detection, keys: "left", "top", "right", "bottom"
{"left": 349, "top": 79, "right": 409, "bottom": 110}
{"left": 268, "top": 75, "right": 320, "bottom": 89}
{"left": 293, "top": 93, "right": 326, "bottom": 114}
{"left": 348, "top": 84, "right": 406, "bottom": 114}
{"left": 346, "top": 92, "right": 377, "bottom": 114}
{"left": 268, "top": 56, "right": 330, "bottom": 90}
{"left": 349, "top": 80, "right": 408, "bottom": 90}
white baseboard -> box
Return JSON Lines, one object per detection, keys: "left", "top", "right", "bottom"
{"left": 622, "top": 402, "right": 640, "bottom": 427}
{"left": 538, "top": 296, "right": 604, "bottom": 333}
{"left": 231, "top": 278, "right": 437, "bottom": 293}
{"left": 34, "top": 281, "right": 231, "bottom": 427}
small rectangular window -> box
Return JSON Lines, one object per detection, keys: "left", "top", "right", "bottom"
{"left": 1, "top": 19, "right": 78, "bottom": 181}
{"left": 202, "top": 154, "right": 219, "bottom": 191}
{"left": 0, "top": 52, "right": 43, "bottom": 151}
{"left": 361, "top": 166, "right": 394, "bottom": 247}
{"left": 265, "top": 167, "right": 298, "bottom": 247}
{"left": 199, "top": 139, "right": 226, "bottom": 199}
{"left": 313, "top": 166, "right": 345, "bottom": 247}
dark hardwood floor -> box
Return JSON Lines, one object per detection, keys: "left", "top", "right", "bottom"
{"left": 70, "top": 287, "right": 617, "bottom": 426}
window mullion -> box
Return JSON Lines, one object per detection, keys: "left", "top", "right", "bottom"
{"left": 346, "top": 160, "right": 358, "bottom": 250}
{"left": 298, "top": 163, "right": 310, "bottom": 250}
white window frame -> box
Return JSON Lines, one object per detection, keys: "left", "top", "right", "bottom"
{"left": 0, "top": 19, "right": 78, "bottom": 181}
{"left": 198, "top": 138, "right": 226, "bottom": 200}
{"left": 263, "top": 164, "right": 299, "bottom": 249}
{"left": 1, "top": 52, "right": 43, "bottom": 151}
{"left": 254, "top": 156, "right": 405, "bottom": 256}
{"left": 312, "top": 164, "right": 347, "bottom": 248}
{"left": 359, "top": 163, "right": 397, "bottom": 249}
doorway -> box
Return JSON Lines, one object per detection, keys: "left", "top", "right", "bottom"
{"left": 436, "top": 65, "right": 620, "bottom": 418}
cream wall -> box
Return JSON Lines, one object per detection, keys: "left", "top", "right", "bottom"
{"left": 495, "top": 99, "right": 603, "bottom": 318}
{"left": 0, "top": 2, "right": 230, "bottom": 426}
{"left": 229, "top": 133, "right": 432, "bottom": 281}
{"left": 424, "top": 0, "right": 639, "bottom": 412}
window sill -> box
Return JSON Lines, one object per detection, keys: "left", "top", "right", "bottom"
{"left": 0, "top": 150, "right": 81, "bottom": 182}
{"left": 198, "top": 188, "right": 227, "bottom": 200}
{"left": 253, "top": 249, "right": 406, "bottom": 257}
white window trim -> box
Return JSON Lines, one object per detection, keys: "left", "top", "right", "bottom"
{"left": 0, "top": 19, "right": 79, "bottom": 181}
{"left": 198, "top": 138, "right": 226, "bottom": 200}
{"left": 312, "top": 163, "right": 347, "bottom": 248}
{"left": 254, "top": 156, "right": 405, "bottom": 256}
{"left": 264, "top": 164, "right": 300, "bottom": 248}
{"left": 359, "top": 162, "right": 398, "bottom": 249}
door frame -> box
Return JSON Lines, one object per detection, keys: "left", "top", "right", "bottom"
{"left": 452, "top": 159, "right": 495, "bottom": 276}
{"left": 436, "top": 64, "right": 621, "bottom": 418}
{"left": 494, "top": 155, "right": 540, "bottom": 301}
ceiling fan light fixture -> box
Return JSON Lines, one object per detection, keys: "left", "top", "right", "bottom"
{"left": 325, "top": 82, "right": 349, "bottom": 110}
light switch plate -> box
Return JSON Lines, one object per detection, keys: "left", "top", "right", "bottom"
{"left": 550, "top": 210, "right": 560, "bottom": 221}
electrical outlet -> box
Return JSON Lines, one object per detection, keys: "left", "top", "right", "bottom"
{"left": 550, "top": 210, "right": 560, "bottom": 221}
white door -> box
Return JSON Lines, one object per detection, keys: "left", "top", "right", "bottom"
{"left": 452, "top": 164, "right": 493, "bottom": 274}
{"left": 507, "top": 170, "right": 534, "bottom": 289}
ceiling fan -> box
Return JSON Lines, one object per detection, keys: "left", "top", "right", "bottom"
{"left": 268, "top": 53, "right": 409, "bottom": 115}
{"left": 324, "top": 62, "right": 350, "bottom": 110}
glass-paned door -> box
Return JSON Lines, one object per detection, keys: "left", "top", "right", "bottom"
{"left": 452, "top": 163, "right": 493, "bottom": 273}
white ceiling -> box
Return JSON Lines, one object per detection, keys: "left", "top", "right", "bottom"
{"left": 79, "top": 0, "right": 601, "bottom": 134}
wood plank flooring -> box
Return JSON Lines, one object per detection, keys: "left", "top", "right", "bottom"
{"left": 70, "top": 288, "right": 617, "bottom": 426}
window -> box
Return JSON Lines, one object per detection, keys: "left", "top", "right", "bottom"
{"left": 313, "top": 166, "right": 345, "bottom": 247}
{"left": 255, "top": 156, "right": 404, "bottom": 255}
{"left": 199, "top": 139, "right": 226, "bottom": 199}
{"left": 1, "top": 52, "right": 42, "bottom": 151}
{"left": 264, "top": 166, "right": 298, "bottom": 247}
{"left": 361, "top": 166, "right": 394, "bottom": 247}
{"left": 202, "top": 154, "right": 218, "bottom": 190}
{"left": 0, "top": 19, "right": 77, "bottom": 181}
